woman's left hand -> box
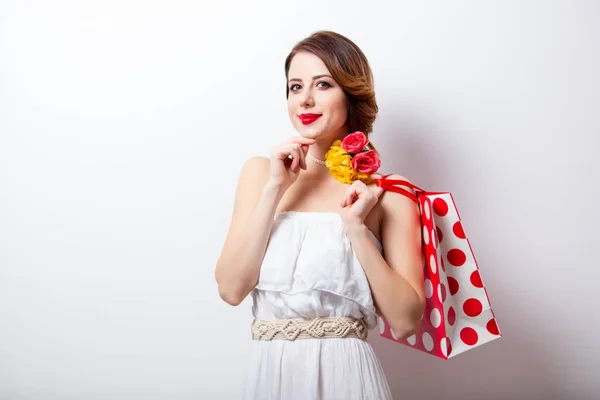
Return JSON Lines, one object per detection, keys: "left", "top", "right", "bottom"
{"left": 339, "top": 174, "right": 384, "bottom": 227}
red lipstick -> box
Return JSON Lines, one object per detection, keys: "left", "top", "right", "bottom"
{"left": 299, "top": 114, "right": 321, "bottom": 125}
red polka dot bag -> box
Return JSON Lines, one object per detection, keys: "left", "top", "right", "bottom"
{"left": 375, "top": 175, "right": 502, "bottom": 359}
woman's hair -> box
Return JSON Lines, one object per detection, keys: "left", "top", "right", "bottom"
{"left": 284, "top": 31, "right": 379, "bottom": 150}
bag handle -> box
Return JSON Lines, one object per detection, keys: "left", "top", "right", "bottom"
{"left": 375, "top": 174, "right": 426, "bottom": 203}
{"left": 377, "top": 174, "right": 426, "bottom": 192}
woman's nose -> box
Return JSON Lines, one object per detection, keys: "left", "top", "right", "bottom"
{"left": 300, "top": 88, "right": 314, "bottom": 108}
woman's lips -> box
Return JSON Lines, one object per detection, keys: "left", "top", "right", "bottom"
{"left": 299, "top": 114, "right": 321, "bottom": 125}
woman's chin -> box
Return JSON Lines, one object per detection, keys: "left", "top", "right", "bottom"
{"left": 300, "top": 124, "right": 329, "bottom": 137}
{"left": 297, "top": 128, "right": 320, "bottom": 139}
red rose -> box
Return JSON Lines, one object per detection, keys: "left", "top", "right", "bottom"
{"left": 341, "top": 131, "right": 369, "bottom": 154}
{"left": 352, "top": 150, "right": 381, "bottom": 174}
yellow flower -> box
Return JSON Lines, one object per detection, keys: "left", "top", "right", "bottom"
{"left": 329, "top": 163, "right": 357, "bottom": 184}
{"left": 325, "top": 142, "right": 357, "bottom": 184}
{"left": 356, "top": 172, "right": 374, "bottom": 185}
{"left": 323, "top": 137, "right": 379, "bottom": 185}
{"left": 325, "top": 143, "right": 349, "bottom": 164}
{"left": 325, "top": 139, "right": 377, "bottom": 185}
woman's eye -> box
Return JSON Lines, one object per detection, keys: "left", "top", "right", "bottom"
{"left": 289, "top": 81, "right": 330, "bottom": 92}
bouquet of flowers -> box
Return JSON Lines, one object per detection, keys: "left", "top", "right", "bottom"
{"left": 325, "top": 131, "right": 381, "bottom": 185}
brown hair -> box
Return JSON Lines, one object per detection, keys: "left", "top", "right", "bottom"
{"left": 284, "top": 31, "right": 379, "bottom": 151}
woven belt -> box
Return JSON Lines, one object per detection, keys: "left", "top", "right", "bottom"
{"left": 251, "top": 316, "right": 368, "bottom": 341}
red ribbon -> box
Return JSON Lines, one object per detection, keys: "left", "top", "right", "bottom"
{"left": 375, "top": 174, "right": 445, "bottom": 202}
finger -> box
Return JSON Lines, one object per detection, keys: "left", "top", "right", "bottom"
{"left": 291, "top": 143, "right": 306, "bottom": 170}
{"left": 298, "top": 144, "right": 308, "bottom": 170}
{"left": 288, "top": 136, "right": 316, "bottom": 145}
{"left": 348, "top": 191, "right": 359, "bottom": 206}
{"left": 274, "top": 146, "right": 292, "bottom": 161}
{"left": 280, "top": 144, "right": 297, "bottom": 171}
{"left": 302, "top": 144, "right": 312, "bottom": 169}
{"left": 289, "top": 145, "right": 301, "bottom": 172}
{"left": 293, "top": 144, "right": 306, "bottom": 171}
{"left": 341, "top": 187, "right": 358, "bottom": 207}
{"left": 341, "top": 191, "right": 353, "bottom": 207}
{"left": 340, "top": 190, "right": 349, "bottom": 207}
{"left": 372, "top": 185, "right": 385, "bottom": 199}
{"left": 352, "top": 179, "right": 366, "bottom": 189}
{"left": 300, "top": 144, "right": 309, "bottom": 156}
{"left": 341, "top": 194, "right": 352, "bottom": 208}
{"left": 284, "top": 139, "right": 312, "bottom": 169}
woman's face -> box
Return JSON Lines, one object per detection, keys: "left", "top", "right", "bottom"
{"left": 286, "top": 51, "right": 348, "bottom": 140}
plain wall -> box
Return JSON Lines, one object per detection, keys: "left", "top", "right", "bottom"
{"left": 1, "top": 0, "right": 598, "bottom": 399}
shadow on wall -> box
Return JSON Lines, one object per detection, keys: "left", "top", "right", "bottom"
{"left": 369, "top": 105, "right": 567, "bottom": 400}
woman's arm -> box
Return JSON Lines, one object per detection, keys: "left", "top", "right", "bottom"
{"left": 345, "top": 175, "right": 425, "bottom": 339}
{"left": 215, "top": 156, "right": 285, "bottom": 306}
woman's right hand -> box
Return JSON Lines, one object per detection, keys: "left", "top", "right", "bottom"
{"left": 268, "top": 136, "right": 316, "bottom": 190}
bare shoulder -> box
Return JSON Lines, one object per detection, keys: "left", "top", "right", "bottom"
{"left": 240, "top": 155, "right": 270, "bottom": 176}
{"left": 237, "top": 156, "right": 270, "bottom": 187}
{"left": 229, "top": 155, "right": 271, "bottom": 219}
{"left": 376, "top": 173, "right": 426, "bottom": 322}
{"left": 378, "top": 174, "right": 418, "bottom": 215}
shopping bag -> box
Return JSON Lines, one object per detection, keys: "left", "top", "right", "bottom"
{"left": 374, "top": 174, "right": 501, "bottom": 359}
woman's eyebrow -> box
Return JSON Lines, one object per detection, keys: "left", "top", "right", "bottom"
{"left": 288, "top": 74, "right": 333, "bottom": 83}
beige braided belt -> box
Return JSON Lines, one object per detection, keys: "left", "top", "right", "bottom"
{"left": 251, "top": 316, "right": 368, "bottom": 341}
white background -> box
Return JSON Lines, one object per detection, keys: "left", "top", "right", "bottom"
{"left": 1, "top": 1, "right": 598, "bottom": 399}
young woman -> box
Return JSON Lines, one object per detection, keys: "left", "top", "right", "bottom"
{"left": 215, "top": 31, "right": 425, "bottom": 400}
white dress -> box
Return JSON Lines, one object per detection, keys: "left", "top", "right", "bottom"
{"left": 241, "top": 211, "right": 393, "bottom": 400}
